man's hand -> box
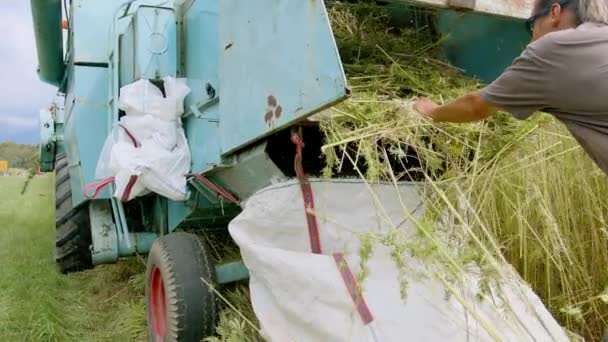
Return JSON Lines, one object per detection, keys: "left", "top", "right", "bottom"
{"left": 413, "top": 98, "right": 440, "bottom": 121}
{"left": 412, "top": 92, "right": 498, "bottom": 123}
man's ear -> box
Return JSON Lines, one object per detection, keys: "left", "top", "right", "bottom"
{"left": 550, "top": 3, "right": 563, "bottom": 27}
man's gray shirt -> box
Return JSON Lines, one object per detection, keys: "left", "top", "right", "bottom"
{"left": 481, "top": 22, "right": 608, "bottom": 173}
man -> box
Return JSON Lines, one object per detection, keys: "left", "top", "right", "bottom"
{"left": 414, "top": 0, "right": 608, "bottom": 174}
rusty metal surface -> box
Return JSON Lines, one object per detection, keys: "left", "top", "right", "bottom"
{"left": 264, "top": 95, "right": 283, "bottom": 129}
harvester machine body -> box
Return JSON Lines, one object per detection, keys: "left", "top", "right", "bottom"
{"left": 31, "top": 0, "right": 567, "bottom": 341}
{"left": 33, "top": 0, "right": 347, "bottom": 267}
{"left": 32, "top": 0, "right": 537, "bottom": 265}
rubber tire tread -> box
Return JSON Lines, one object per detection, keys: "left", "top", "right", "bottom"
{"left": 55, "top": 154, "right": 93, "bottom": 273}
{"left": 145, "top": 232, "right": 219, "bottom": 342}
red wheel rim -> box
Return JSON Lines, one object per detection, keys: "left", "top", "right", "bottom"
{"left": 150, "top": 266, "right": 167, "bottom": 340}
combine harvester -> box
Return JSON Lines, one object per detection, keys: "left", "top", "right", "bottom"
{"left": 32, "top": 0, "right": 572, "bottom": 340}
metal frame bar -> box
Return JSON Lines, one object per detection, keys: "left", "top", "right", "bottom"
{"left": 215, "top": 261, "right": 249, "bottom": 284}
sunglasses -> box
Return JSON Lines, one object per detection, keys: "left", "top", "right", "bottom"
{"left": 525, "top": 0, "right": 575, "bottom": 36}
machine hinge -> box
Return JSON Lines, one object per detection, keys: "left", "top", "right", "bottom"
{"left": 184, "top": 97, "right": 220, "bottom": 122}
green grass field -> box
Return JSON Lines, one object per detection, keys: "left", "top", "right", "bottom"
{"left": 0, "top": 175, "right": 148, "bottom": 341}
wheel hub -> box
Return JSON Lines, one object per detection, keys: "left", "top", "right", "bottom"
{"left": 150, "top": 266, "right": 167, "bottom": 340}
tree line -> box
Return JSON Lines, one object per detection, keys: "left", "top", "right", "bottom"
{"left": 0, "top": 142, "right": 38, "bottom": 170}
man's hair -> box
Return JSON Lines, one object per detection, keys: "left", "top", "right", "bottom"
{"left": 577, "top": 0, "right": 608, "bottom": 24}
{"left": 537, "top": 0, "right": 608, "bottom": 24}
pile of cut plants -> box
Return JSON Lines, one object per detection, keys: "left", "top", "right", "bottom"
{"left": 209, "top": 2, "right": 608, "bottom": 341}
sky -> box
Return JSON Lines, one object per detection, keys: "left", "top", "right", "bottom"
{"left": 0, "top": 0, "right": 57, "bottom": 144}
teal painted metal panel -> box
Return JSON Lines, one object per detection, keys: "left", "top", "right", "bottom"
{"left": 90, "top": 200, "right": 119, "bottom": 264}
{"left": 119, "top": 16, "right": 136, "bottom": 86}
{"left": 90, "top": 200, "right": 158, "bottom": 264}
{"left": 118, "top": 6, "right": 178, "bottom": 84}
{"left": 171, "top": 0, "right": 351, "bottom": 230}
{"left": 154, "top": 196, "right": 169, "bottom": 235}
{"left": 54, "top": 95, "right": 67, "bottom": 160}
{"left": 436, "top": 10, "right": 530, "bottom": 83}
{"left": 167, "top": 0, "right": 222, "bottom": 232}
{"left": 167, "top": 199, "right": 192, "bottom": 232}
{"left": 63, "top": 65, "right": 111, "bottom": 206}
{"left": 118, "top": 233, "right": 157, "bottom": 256}
{"left": 215, "top": 261, "right": 249, "bottom": 284}
{"left": 72, "top": 1, "right": 182, "bottom": 65}
{"left": 134, "top": 6, "right": 178, "bottom": 80}
{"left": 183, "top": 0, "right": 220, "bottom": 109}
{"left": 72, "top": 0, "right": 124, "bottom": 63}
{"left": 183, "top": 0, "right": 221, "bottom": 173}
{"left": 218, "top": 0, "right": 348, "bottom": 154}
{"left": 39, "top": 108, "right": 56, "bottom": 172}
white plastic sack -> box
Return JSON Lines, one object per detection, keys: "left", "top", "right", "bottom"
{"left": 137, "top": 128, "right": 191, "bottom": 201}
{"left": 94, "top": 77, "right": 192, "bottom": 201}
{"left": 94, "top": 125, "right": 150, "bottom": 200}
{"left": 229, "top": 179, "right": 570, "bottom": 342}
{"left": 119, "top": 115, "right": 179, "bottom": 151}
{"left": 110, "top": 138, "right": 151, "bottom": 201}
{"left": 118, "top": 76, "right": 191, "bottom": 120}
{"left": 95, "top": 126, "right": 119, "bottom": 181}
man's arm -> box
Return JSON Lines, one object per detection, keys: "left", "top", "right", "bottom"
{"left": 414, "top": 35, "right": 558, "bottom": 123}
{"left": 414, "top": 92, "right": 498, "bottom": 123}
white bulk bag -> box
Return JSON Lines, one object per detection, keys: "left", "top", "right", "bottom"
{"left": 93, "top": 77, "right": 192, "bottom": 202}
{"left": 229, "top": 179, "right": 570, "bottom": 342}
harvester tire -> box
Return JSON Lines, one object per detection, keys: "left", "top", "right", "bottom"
{"left": 55, "top": 155, "right": 93, "bottom": 273}
{"left": 145, "top": 232, "right": 219, "bottom": 342}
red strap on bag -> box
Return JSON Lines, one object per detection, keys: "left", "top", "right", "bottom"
{"left": 121, "top": 175, "right": 139, "bottom": 202}
{"left": 192, "top": 173, "right": 241, "bottom": 206}
{"left": 291, "top": 133, "right": 323, "bottom": 254}
{"left": 292, "top": 131, "right": 375, "bottom": 326}
{"left": 333, "top": 253, "right": 375, "bottom": 325}
{"left": 119, "top": 124, "right": 140, "bottom": 147}
{"left": 84, "top": 177, "right": 115, "bottom": 199}
{"left": 83, "top": 124, "right": 140, "bottom": 201}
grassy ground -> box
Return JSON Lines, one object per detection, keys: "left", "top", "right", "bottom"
{"left": 0, "top": 175, "right": 147, "bottom": 341}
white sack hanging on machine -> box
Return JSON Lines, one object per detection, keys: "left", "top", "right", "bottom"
{"left": 94, "top": 76, "right": 192, "bottom": 202}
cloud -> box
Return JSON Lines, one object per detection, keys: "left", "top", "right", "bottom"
{"left": 0, "top": 1, "right": 56, "bottom": 143}
{"left": 0, "top": 127, "right": 38, "bottom": 144}
{"left": 0, "top": 114, "right": 38, "bottom": 129}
